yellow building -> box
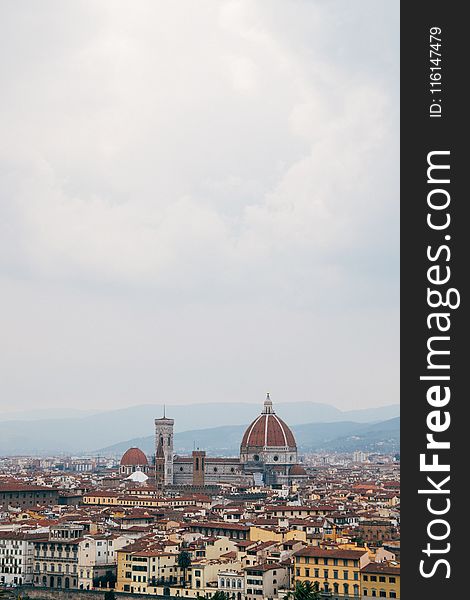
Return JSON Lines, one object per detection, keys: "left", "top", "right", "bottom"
{"left": 360, "top": 562, "right": 400, "bottom": 599}
{"left": 293, "top": 547, "right": 370, "bottom": 598}
{"left": 116, "top": 541, "right": 241, "bottom": 598}
{"left": 116, "top": 546, "right": 180, "bottom": 594}
{"left": 249, "top": 526, "right": 306, "bottom": 544}
{"left": 83, "top": 492, "right": 211, "bottom": 510}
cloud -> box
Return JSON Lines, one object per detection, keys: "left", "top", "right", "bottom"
{"left": 0, "top": 0, "right": 399, "bottom": 412}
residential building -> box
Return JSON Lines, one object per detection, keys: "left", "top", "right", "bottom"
{"left": 244, "top": 563, "right": 289, "bottom": 600}
{"left": 361, "top": 562, "right": 400, "bottom": 599}
{"left": 293, "top": 547, "right": 370, "bottom": 598}
{"left": 0, "top": 531, "right": 47, "bottom": 586}
{"left": 33, "top": 524, "right": 84, "bottom": 589}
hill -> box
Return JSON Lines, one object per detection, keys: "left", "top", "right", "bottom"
{"left": 0, "top": 402, "right": 399, "bottom": 456}
{"left": 98, "top": 417, "right": 400, "bottom": 457}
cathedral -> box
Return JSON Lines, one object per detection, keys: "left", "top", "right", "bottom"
{"left": 121, "top": 394, "right": 307, "bottom": 488}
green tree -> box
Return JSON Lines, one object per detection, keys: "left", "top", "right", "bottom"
{"left": 284, "top": 581, "right": 322, "bottom": 600}
{"left": 104, "top": 570, "right": 117, "bottom": 588}
{"left": 104, "top": 590, "right": 116, "bottom": 600}
{"left": 210, "top": 593, "right": 231, "bottom": 600}
{"left": 177, "top": 550, "right": 192, "bottom": 588}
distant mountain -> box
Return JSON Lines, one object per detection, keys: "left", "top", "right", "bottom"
{"left": 0, "top": 402, "right": 399, "bottom": 456}
{"left": 98, "top": 417, "right": 400, "bottom": 457}
{"left": 312, "top": 417, "right": 400, "bottom": 453}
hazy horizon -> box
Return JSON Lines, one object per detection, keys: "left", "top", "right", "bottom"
{"left": 0, "top": 1, "right": 399, "bottom": 414}
{"left": 0, "top": 399, "right": 400, "bottom": 422}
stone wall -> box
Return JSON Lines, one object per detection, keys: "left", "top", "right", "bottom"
{"left": 16, "top": 588, "right": 166, "bottom": 600}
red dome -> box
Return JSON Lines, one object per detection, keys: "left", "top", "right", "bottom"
{"left": 241, "top": 395, "right": 296, "bottom": 449}
{"left": 290, "top": 464, "right": 307, "bottom": 476}
{"left": 120, "top": 447, "right": 148, "bottom": 466}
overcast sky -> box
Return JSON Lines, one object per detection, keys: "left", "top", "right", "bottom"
{"left": 0, "top": 1, "right": 399, "bottom": 415}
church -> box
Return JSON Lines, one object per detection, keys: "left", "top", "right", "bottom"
{"left": 120, "top": 394, "right": 307, "bottom": 488}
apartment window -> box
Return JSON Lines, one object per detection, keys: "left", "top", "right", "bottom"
{"left": 314, "top": 569, "right": 319, "bottom": 578}
{"left": 379, "top": 591, "right": 386, "bottom": 598}
{"left": 389, "top": 578, "right": 396, "bottom": 584}
{"left": 390, "top": 593, "right": 396, "bottom": 598}
{"left": 364, "top": 590, "right": 368, "bottom": 597}
{"left": 296, "top": 569, "right": 300, "bottom": 577}
{"left": 333, "top": 570, "right": 338, "bottom": 579}
{"left": 343, "top": 571, "right": 349, "bottom": 580}
{"left": 370, "top": 576, "right": 377, "bottom": 582}
{"left": 305, "top": 569, "right": 310, "bottom": 577}
{"left": 379, "top": 577, "right": 386, "bottom": 583}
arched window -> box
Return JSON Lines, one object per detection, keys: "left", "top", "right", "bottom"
{"left": 353, "top": 584, "right": 359, "bottom": 596}
{"left": 220, "top": 579, "right": 225, "bottom": 587}
{"left": 343, "top": 583, "right": 349, "bottom": 596}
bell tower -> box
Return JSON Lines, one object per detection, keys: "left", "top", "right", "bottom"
{"left": 155, "top": 408, "right": 174, "bottom": 485}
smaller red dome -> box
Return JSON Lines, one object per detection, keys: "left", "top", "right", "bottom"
{"left": 290, "top": 464, "right": 307, "bottom": 476}
{"left": 120, "top": 447, "right": 148, "bottom": 466}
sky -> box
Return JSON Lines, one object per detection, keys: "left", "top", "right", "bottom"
{"left": 0, "top": 0, "right": 399, "bottom": 415}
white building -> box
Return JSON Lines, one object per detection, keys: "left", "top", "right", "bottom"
{"left": 78, "top": 533, "right": 134, "bottom": 590}
{"left": 244, "top": 563, "right": 289, "bottom": 600}
{"left": 0, "top": 531, "right": 46, "bottom": 586}
{"left": 218, "top": 570, "right": 244, "bottom": 600}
